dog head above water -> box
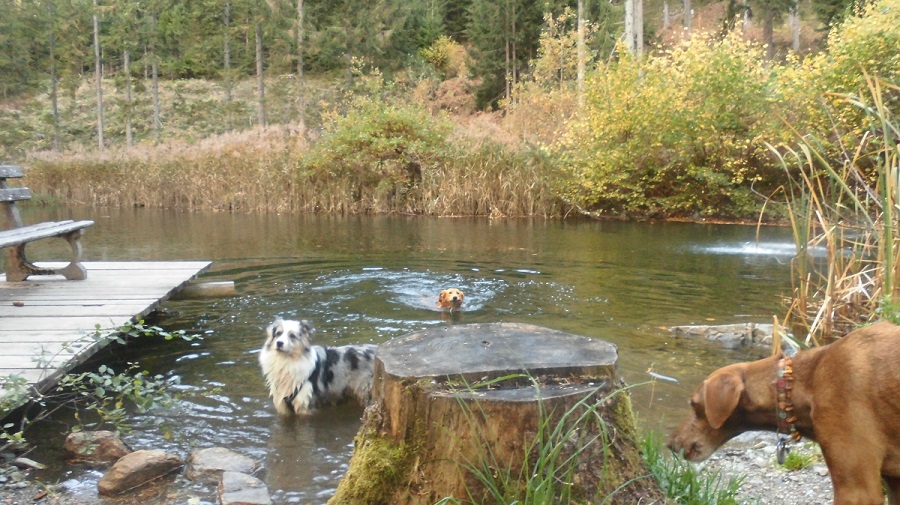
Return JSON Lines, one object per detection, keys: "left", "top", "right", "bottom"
{"left": 265, "top": 318, "right": 315, "bottom": 358}
{"left": 436, "top": 288, "right": 465, "bottom": 311}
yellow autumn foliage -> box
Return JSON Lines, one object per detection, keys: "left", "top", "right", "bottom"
{"left": 555, "top": 0, "right": 900, "bottom": 219}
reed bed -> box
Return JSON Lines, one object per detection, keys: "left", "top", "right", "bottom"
{"left": 770, "top": 75, "right": 900, "bottom": 343}
{"left": 25, "top": 122, "right": 564, "bottom": 217}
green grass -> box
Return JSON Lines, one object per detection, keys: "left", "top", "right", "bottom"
{"left": 641, "top": 431, "right": 744, "bottom": 505}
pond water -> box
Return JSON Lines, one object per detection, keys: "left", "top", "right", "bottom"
{"left": 12, "top": 207, "right": 796, "bottom": 504}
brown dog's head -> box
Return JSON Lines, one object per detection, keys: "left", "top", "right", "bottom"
{"left": 436, "top": 288, "right": 465, "bottom": 311}
{"left": 666, "top": 365, "right": 747, "bottom": 462}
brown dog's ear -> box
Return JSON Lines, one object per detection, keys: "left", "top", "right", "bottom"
{"left": 702, "top": 372, "right": 744, "bottom": 429}
{"left": 436, "top": 291, "right": 445, "bottom": 306}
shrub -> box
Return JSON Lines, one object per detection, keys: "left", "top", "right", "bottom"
{"left": 557, "top": 33, "right": 781, "bottom": 219}
{"left": 420, "top": 36, "right": 468, "bottom": 79}
{"left": 774, "top": 0, "right": 900, "bottom": 166}
{"left": 302, "top": 76, "right": 453, "bottom": 212}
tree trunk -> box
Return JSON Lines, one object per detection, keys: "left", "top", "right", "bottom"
{"left": 577, "top": 0, "right": 585, "bottom": 107}
{"left": 152, "top": 59, "right": 160, "bottom": 143}
{"left": 625, "top": 0, "right": 634, "bottom": 52}
{"left": 296, "top": 0, "right": 306, "bottom": 134}
{"left": 330, "top": 323, "right": 665, "bottom": 505}
{"left": 224, "top": 0, "right": 233, "bottom": 130}
{"left": 764, "top": 7, "right": 775, "bottom": 59}
{"left": 635, "top": 0, "right": 644, "bottom": 54}
{"left": 683, "top": 0, "right": 692, "bottom": 31}
{"left": 504, "top": 2, "right": 511, "bottom": 106}
{"left": 742, "top": 0, "right": 752, "bottom": 30}
{"left": 49, "top": 26, "right": 60, "bottom": 152}
{"left": 255, "top": 21, "right": 267, "bottom": 127}
{"left": 511, "top": 0, "right": 517, "bottom": 103}
{"left": 124, "top": 50, "right": 133, "bottom": 147}
{"left": 151, "top": 14, "right": 161, "bottom": 144}
{"left": 790, "top": 4, "right": 800, "bottom": 52}
{"left": 93, "top": 0, "right": 104, "bottom": 150}
{"left": 663, "top": 0, "right": 670, "bottom": 30}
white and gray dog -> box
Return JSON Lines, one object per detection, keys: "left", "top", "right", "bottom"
{"left": 259, "top": 318, "right": 377, "bottom": 416}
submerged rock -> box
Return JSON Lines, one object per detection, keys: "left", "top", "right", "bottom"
{"left": 668, "top": 323, "right": 774, "bottom": 349}
{"left": 64, "top": 430, "right": 132, "bottom": 464}
{"left": 218, "top": 471, "right": 271, "bottom": 505}
{"left": 97, "top": 449, "right": 183, "bottom": 496}
{"left": 185, "top": 447, "right": 260, "bottom": 482}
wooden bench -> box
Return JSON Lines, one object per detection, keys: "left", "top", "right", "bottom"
{"left": 1, "top": 164, "right": 94, "bottom": 281}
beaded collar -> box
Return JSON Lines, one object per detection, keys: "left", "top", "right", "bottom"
{"left": 776, "top": 356, "right": 801, "bottom": 463}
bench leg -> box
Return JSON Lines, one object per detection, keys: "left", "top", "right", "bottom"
{"left": 5, "top": 230, "right": 87, "bottom": 281}
{"left": 58, "top": 230, "right": 88, "bottom": 280}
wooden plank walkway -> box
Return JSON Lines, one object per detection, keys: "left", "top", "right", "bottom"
{"left": 0, "top": 261, "right": 211, "bottom": 395}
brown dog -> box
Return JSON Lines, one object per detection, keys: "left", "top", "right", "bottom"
{"left": 668, "top": 321, "right": 900, "bottom": 505}
{"left": 436, "top": 288, "right": 464, "bottom": 311}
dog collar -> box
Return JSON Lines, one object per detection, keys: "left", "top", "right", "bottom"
{"left": 776, "top": 356, "right": 801, "bottom": 463}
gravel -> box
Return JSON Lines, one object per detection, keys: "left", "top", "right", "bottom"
{"left": 698, "top": 431, "right": 834, "bottom": 504}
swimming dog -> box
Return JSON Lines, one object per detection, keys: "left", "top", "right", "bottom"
{"left": 436, "top": 288, "right": 465, "bottom": 312}
{"left": 258, "top": 318, "right": 377, "bottom": 416}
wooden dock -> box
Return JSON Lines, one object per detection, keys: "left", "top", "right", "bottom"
{"left": 0, "top": 261, "right": 211, "bottom": 396}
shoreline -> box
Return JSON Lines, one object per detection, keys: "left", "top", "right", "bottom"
{"left": 0, "top": 430, "right": 835, "bottom": 505}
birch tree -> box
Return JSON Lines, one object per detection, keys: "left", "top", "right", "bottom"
{"left": 93, "top": 0, "right": 105, "bottom": 149}
{"left": 295, "top": 0, "right": 305, "bottom": 133}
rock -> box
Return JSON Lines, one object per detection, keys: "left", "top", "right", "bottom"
{"left": 218, "top": 471, "right": 271, "bottom": 505}
{"left": 185, "top": 447, "right": 260, "bottom": 482}
{"left": 64, "top": 430, "right": 132, "bottom": 464}
{"left": 11, "top": 457, "right": 46, "bottom": 470}
{"left": 668, "top": 323, "right": 775, "bottom": 348}
{"left": 97, "top": 449, "right": 183, "bottom": 496}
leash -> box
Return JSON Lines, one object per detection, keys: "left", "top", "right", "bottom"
{"left": 775, "top": 353, "right": 801, "bottom": 464}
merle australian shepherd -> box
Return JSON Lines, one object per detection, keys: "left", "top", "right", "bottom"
{"left": 259, "top": 318, "right": 377, "bottom": 416}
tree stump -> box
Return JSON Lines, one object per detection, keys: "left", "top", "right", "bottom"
{"left": 330, "top": 322, "right": 665, "bottom": 505}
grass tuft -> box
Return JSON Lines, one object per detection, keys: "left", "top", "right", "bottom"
{"left": 641, "top": 431, "right": 743, "bottom": 505}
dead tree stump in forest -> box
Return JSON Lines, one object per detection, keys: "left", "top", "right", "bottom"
{"left": 330, "top": 322, "right": 665, "bottom": 505}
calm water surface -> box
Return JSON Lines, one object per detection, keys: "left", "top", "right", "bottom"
{"left": 14, "top": 207, "right": 796, "bottom": 504}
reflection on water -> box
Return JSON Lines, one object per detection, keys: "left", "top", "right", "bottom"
{"left": 12, "top": 208, "right": 795, "bottom": 504}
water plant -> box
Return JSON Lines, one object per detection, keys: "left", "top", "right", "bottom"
{"left": 0, "top": 321, "right": 201, "bottom": 453}
{"left": 769, "top": 74, "right": 900, "bottom": 342}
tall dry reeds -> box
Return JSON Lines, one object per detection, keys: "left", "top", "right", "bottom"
{"left": 24, "top": 121, "right": 564, "bottom": 218}
{"left": 770, "top": 75, "right": 900, "bottom": 344}
{"left": 27, "top": 126, "right": 304, "bottom": 213}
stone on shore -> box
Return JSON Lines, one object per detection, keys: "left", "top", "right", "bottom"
{"left": 185, "top": 447, "right": 260, "bottom": 482}
{"left": 64, "top": 430, "right": 132, "bottom": 464}
{"left": 218, "top": 471, "right": 272, "bottom": 505}
{"left": 11, "top": 457, "right": 46, "bottom": 471}
{"left": 97, "top": 449, "right": 183, "bottom": 496}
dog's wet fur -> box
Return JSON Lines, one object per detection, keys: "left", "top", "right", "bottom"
{"left": 436, "top": 288, "right": 465, "bottom": 311}
{"left": 259, "top": 318, "right": 376, "bottom": 416}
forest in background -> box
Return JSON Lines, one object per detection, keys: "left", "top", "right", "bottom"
{"left": 0, "top": 0, "right": 898, "bottom": 221}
